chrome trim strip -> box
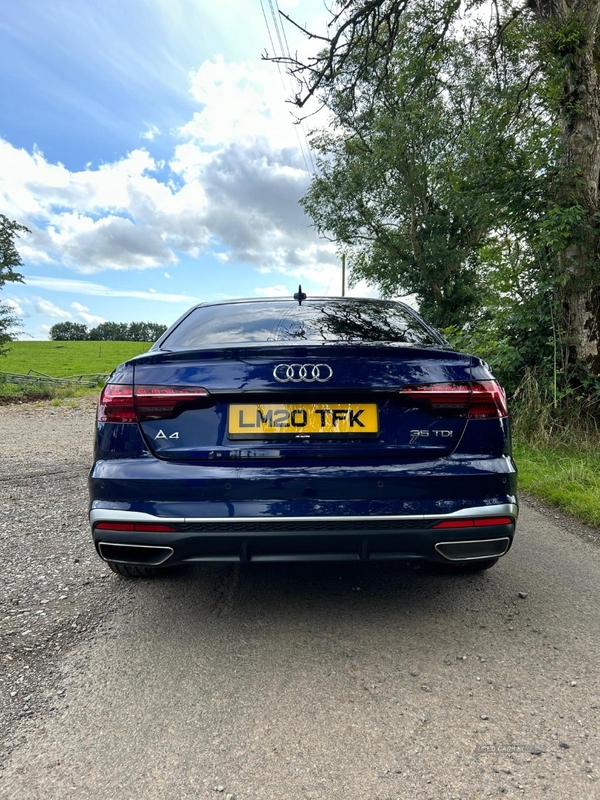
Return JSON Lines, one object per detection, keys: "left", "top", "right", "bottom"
{"left": 434, "top": 537, "right": 510, "bottom": 562}
{"left": 91, "top": 503, "right": 518, "bottom": 526}
{"left": 446, "top": 503, "right": 518, "bottom": 519}
{"left": 97, "top": 542, "right": 174, "bottom": 566}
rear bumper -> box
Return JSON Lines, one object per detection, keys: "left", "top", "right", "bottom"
{"left": 90, "top": 504, "right": 517, "bottom": 566}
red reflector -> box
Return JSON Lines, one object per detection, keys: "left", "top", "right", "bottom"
{"left": 433, "top": 516, "right": 513, "bottom": 529}
{"left": 95, "top": 522, "right": 176, "bottom": 532}
{"left": 398, "top": 380, "right": 508, "bottom": 419}
{"left": 97, "top": 384, "right": 136, "bottom": 423}
{"left": 95, "top": 522, "right": 135, "bottom": 531}
{"left": 474, "top": 517, "right": 513, "bottom": 527}
{"left": 433, "top": 520, "right": 474, "bottom": 529}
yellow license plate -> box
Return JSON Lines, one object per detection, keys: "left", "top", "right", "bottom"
{"left": 228, "top": 403, "right": 379, "bottom": 437}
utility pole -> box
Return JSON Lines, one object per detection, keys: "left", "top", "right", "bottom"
{"left": 341, "top": 253, "right": 346, "bottom": 296}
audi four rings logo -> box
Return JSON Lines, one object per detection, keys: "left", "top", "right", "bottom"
{"left": 273, "top": 363, "right": 333, "bottom": 383}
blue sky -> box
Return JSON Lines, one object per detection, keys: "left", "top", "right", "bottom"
{"left": 1, "top": 0, "right": 370, "bottom": 339}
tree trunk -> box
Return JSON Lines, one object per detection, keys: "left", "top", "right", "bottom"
{"left": 532, "top": 0, "right": 600, "bottom": 375}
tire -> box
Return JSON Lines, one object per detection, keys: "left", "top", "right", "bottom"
{"left": 106, "top": 561, "right": 159, "bottom": 578}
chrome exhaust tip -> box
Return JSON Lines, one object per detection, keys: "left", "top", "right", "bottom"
{"left": 434, "top": 537, "right": 510, "bottom": 562}
{"left": 97, "top": 542, "right": 174, "bottom": 566}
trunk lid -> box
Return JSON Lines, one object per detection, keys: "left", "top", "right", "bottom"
{"left": 131, "top": 344, "right": 473, "bottom": 461}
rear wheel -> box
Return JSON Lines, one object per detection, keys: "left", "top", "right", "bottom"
{"left": 106, "top": 561, "right": 158, "bottom": 578}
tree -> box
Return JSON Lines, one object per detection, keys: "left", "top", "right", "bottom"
{"left": 0, "top": 214, "right": 28, "bottom": 289}
{"left": 48, "top": 320, "right": 167, "bottom": 341}
{"left": 49, "top": 322, "right": 89, "bottom": 341}
{"left": 145, "top": 322, "right": 167, "bottom": 341}
{"left": 88, "top": 321, "right": 130, "bottom": 341}
{"left": 126, "top": 321, "right": 168, "bottom": 341}
{"left": 299, "top": 8, "right": 555, "bottom": 328}
{"left": 0, "top": 215, "right": 29, "bottom": 356}
{"left": 528, "top": 0, "right": 600, "bottom": 376}
{"left": 275, "top": 0, "right": 600, "bottom": 380}
{"left": 0, "top": 303, "right": 19, "bottom": 357}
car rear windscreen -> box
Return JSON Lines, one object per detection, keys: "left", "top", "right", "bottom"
{"left": 161, "top": 299, "right": 443, "bottom": 348}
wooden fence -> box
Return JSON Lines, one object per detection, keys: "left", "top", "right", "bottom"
{"left": 0, "top": 369, "right": 108, "bottom": 387}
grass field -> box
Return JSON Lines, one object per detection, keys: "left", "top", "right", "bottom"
{"left": 513, "top": 442, "right": 600, "bottom": 528}
{"left": 0, "top": 340, "right": 153, "bottom": 378}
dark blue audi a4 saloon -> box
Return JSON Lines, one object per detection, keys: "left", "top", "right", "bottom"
{"left": 88, "top": 293, "right": 517, "bottom": 577}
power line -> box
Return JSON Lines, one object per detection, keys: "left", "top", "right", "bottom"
{"left": 259, "top": 0, "right": 277, "bottom": 57}
{"left": 272, "top": 0, "right": 317, "bottom": 174}
{"left": 258, "top": 0, "right": 316, "bottom": 176}
{"left": 267, "top": 0, "right": 286, "bottom": 60}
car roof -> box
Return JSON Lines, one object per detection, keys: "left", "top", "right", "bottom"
{"left": 191, "top": 296, "right": 406, "bottom": 310}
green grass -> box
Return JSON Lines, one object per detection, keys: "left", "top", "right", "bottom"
{"left": 514, "top": 441, "right": 600, "bottom": 527}
{"left": 0, "top": 340, "right": 154, "bottom": 403}
{"left": 0, "top": 381, "right": 99, "bottom": 403}
{"left": 0, "top": 340, "right": 153, "bottom": 378}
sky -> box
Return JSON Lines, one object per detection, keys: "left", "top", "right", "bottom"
{"left": 0, "top": 0, "right": 374, "bottom": 340}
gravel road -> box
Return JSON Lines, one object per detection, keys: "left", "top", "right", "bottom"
{"left": 0, "top": 397, "right": 124, "bottom": 760}
{"left": 1, "top": 398, "right": 599, "bottom": 799}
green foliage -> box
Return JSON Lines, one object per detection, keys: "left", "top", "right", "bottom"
{"left": 544, "top": 15, "right": 590, "bottom": 64}
{"left": 0, "top": 214, "right": 28, "bottom": 289}
{"left": 290, "top": 0, "right": 600, "bottom": 405}
{"left": 0, "top": 215, "right": 29, "bottom": 354}
{"left": 87, "top": 321, "right": 130, "bottom": 341}
{"left": 0, "top": 380, "right": 98, "bottom": 403}
{"left": 300, "top": 5, "right": 566, "bottom": 333}
{"left": 49, "top": 322, "right": 89, "bottom": 341}
{"left": 301, "top": 1, "right": 600, "bottom": 412}
{"left": 49, "top": 320, "right": 167, "bottom": 342}
{"left": 514, "top": 441, "right": 600, "bottom": 527}
{"left": 537, "top": 201, "right": 587, "bottom": 253}
{"left": 126, "top": 321, "right": 167, "bottom": 342}
{"left": 0, "top": 302, "right": 20, "bottom": 357}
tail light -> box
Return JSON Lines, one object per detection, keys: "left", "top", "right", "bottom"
{"left": 97, "top": 384, "right": 210, "bottom": 423}
{"left": 97, "top": 384, "right": 136, "bottom": 423}
{"left": 134, "top": 386, "right": 210, "bottom": 421}
{"left": 398, "top": 380, "right": 508, "bottom": 419}
{"left": 94, "top": 522, "right": 177, "bottom": 532}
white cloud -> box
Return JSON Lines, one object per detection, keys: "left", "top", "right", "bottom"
{"left": 26, "top": 275, "right": 199, "bottom": 304}
{"left": 3, "top": 297, "right": 28, "bottom": 317}
{"left": 69, "top": 299, "right": 105, "bottom": 325}
{"left": 0, "top": 142, "right": 208, "bottom": 272}
{"left": 0, "top": 142, "right": 157, "bottom": 222}
{"left": 348, "top": 280, "right": 382, "bottom": 299}
{"left": 0, "top": 56, "right": 331, "bottom": 286}
{"left": 35, "top": 298, "right": 72, "bottom": 318}
{"left": 47, "top": 213, "right": 176, "bottom": 273}
{"left": 76, "top": 310, "right": 106, "bottom": 326}
{"left": 141, "top": 124, "right": 160, "bottom": 141}
{"left": 254, "top": 285, "right": 289, "bottom": 296}
{"left": 248, "top": 242, "right": 341, "bottom": 293}
{"left": 181, "top": 57, "right": 299, "bottom": 150}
